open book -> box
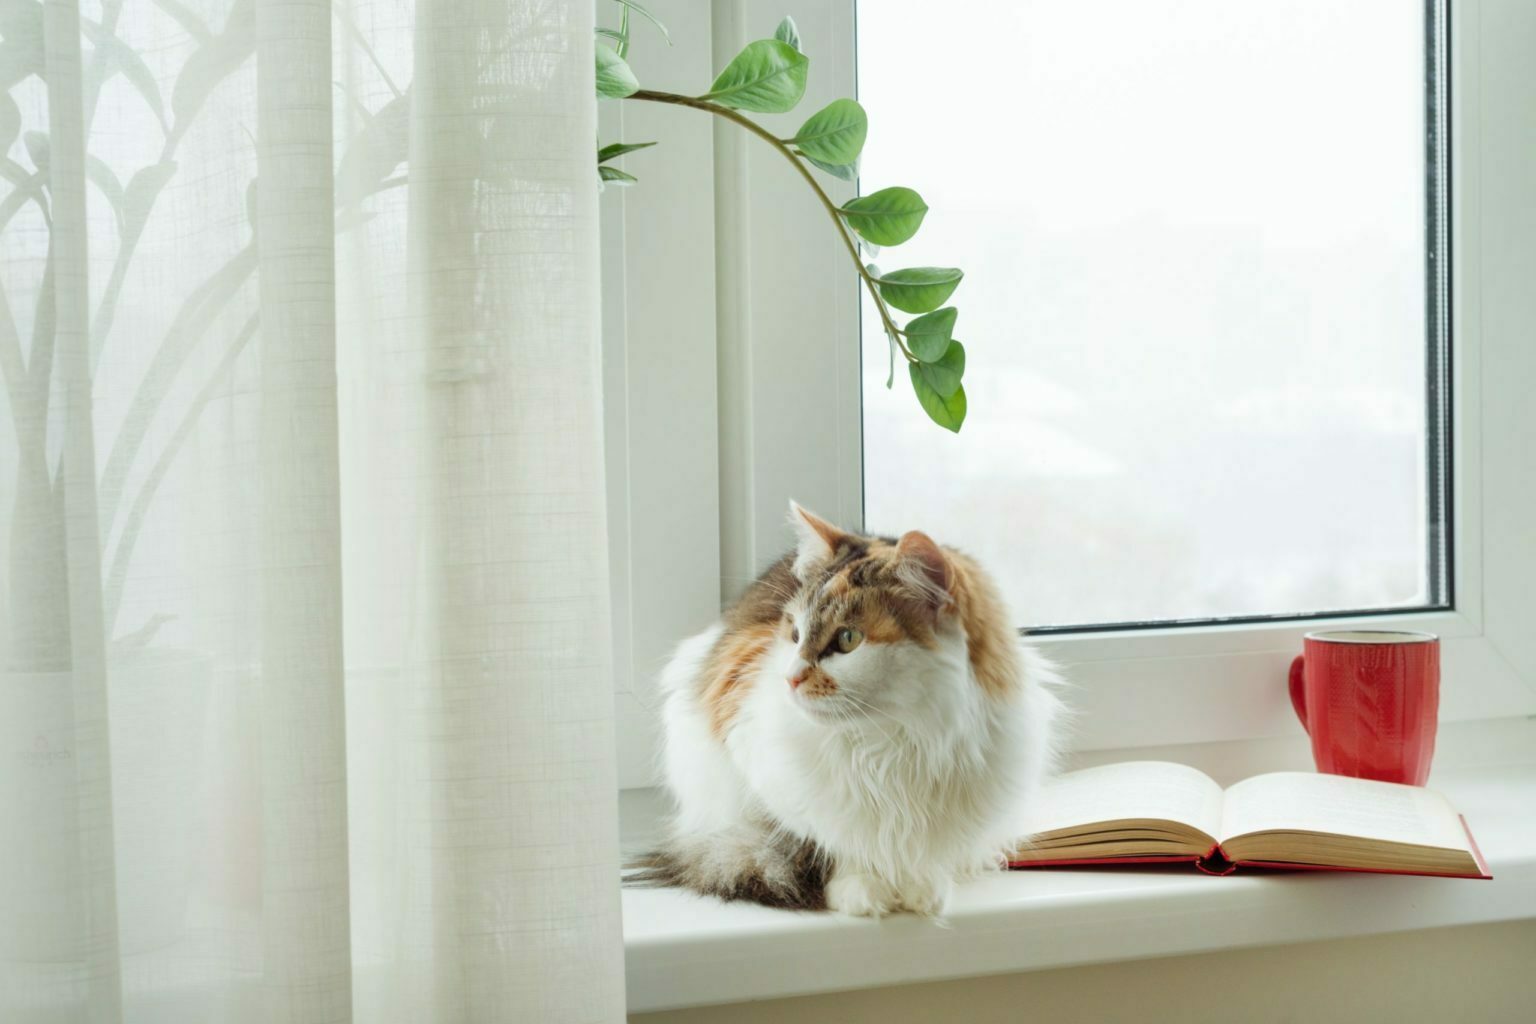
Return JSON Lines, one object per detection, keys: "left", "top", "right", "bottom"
{"left": 1011, "top": 761, "right": 1490, "bottom": 879}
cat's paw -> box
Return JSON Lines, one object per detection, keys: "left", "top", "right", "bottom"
{"left": 825, "top": 871, "right": 899, "bottom": 917}
{"left": 894, "top": 873, "right": 953, "bottom": 917}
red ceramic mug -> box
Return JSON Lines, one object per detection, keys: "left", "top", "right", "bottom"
{"left": 1288, "top": 630, "right": 1440, "bottom": 786}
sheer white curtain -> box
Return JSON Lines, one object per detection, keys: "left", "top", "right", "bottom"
{"left": 0, "top": 1, "right": 625, "bottom": 1021}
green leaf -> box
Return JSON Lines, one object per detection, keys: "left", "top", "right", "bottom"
{"left": 597, "top": 140, "right": 656, "bottom": 163}
{"left": 0, "top": 0, "right": 44, "bottom": 46}
{"left": 336, "top": 89, "right": 410, "bottom": 201}
{"left": 701, "top": 39, "right": 808, "bottom": 113}
{"left": 85, "top": 155, "right": 124, "bottom": 221}
{"left": 790, "top": 98, "right": 866, "bottom": 166}
{"left": 596, "top": 42, "right": 639, "bottom": 98}
{"left": 874, "top": 266, "right": 963, "bottom": 314}
{"left": 910, "top": 367, "right": 966, "bottom": 432}
{"left": 0, "top": 92, "right": 18, "bottom": 153}
{"left": 912, "top": 340, "right": 965, "bottom": 398}
{"left": 614, "top": 0, "right": 670, "bottom": 45}
{"left": 81, "top": 18, "right": 169, "bottom": 134}
{"left": 615, "top": 4, "right": 630, "bottom": 58}
{"left": 122, "top": 161, "right": 178, "bottom": 243}
{"left": 805, "top": 155, "right": 858, "bottom": 181}
{"left": 841, "top": 186, "right": 927, "bottom": 247}
{"left": 775, "top": 15, "right": 801, "bottom": 52}
{"left": 904, "top": 307, "right": 957, "bottom": 362}
{"left": 0, "top": 0, "right": 44, "bottom": 86}
{"left": 22, "top": 130, "right": 47, "bottom": 173}
{"left": 0, "top": 164, "right": 44, "bottom": 232}
{"left": 599, "top": 164, "right": 638, "bottom": 186}
{"left": 170, "top": 0, "right": 255, "bottom": 132}
{"left": 150, "top": 0, "right": 213, "bottom": 44}
{"left": 595, "top": 27, "right": 626, "bottom": 44}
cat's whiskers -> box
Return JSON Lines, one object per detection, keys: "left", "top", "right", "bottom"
{"left": 838, "top": 691, "right": 901, "bottom": 748}
{"left": 717, "top": 573, "right": 800, "bottom": 603}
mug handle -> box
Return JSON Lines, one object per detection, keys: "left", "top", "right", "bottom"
{"left": 1288, "top": 655, "right": 1309, "bottom": 731}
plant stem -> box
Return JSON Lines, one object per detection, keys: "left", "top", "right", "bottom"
{"left": 626, "top": 89, "right": 916, "bottom": 363}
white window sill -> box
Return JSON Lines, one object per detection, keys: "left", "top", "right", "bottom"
{"left": 620, "top": 718, "right": 1536, "bottom": 1013}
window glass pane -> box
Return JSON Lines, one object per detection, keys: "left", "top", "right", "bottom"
{"left": 858, "top": 0, "right": 1448, "bottom": 628}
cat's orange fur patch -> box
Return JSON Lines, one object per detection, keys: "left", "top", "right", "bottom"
{"left": 820, "top": 570, "right": 851, "bottom": 598}
{"left": 946, "top": 550, "right": 1020, "bottom": 700}
{"left": 859, "top": 603, "right": 910, "bottom": 646}
{"left": 702, "top": 624, "right": 777, "bottom": 736}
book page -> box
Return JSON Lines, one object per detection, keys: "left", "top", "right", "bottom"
{"left": 1023, "top": 761, "right": 1224, "bottom": 840}
{"left": 1220, "top": 772, "right": 1469, "bottom": 850}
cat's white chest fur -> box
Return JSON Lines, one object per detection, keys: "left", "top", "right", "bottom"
{"left": 658, "top": 620, "right": 1060, "bottom": 915}
{"left": 730, "top": 626, "right": 998, "bottom": 870}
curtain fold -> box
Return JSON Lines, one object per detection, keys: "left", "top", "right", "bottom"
{"left": 44, "top": 0, "right": 123, "bottom": 1018}
{"left": 252, "top": 0, "right": 353, "bottom": 1018}
{"left": 0, "top": 1, "right": 625, "bottom": 1021}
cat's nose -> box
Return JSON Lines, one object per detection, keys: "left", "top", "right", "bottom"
{"left": 787, "top": 666, "right": 810, "bottom": 689}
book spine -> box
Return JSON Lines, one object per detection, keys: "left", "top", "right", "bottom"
{"left": 1194, "top": 844, "right": 1237, "bottom": 876}
{"left": 1007, "top": 855, "right": 1198, "bottom": 870}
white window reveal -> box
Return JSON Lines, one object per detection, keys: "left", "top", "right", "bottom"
{"left": 859, "top": 0, "right": 1450, "bottom": 630}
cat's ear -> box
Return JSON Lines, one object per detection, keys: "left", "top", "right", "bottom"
{"left": 789, "top": 500, "right": 850, "bottom": 579}
{"left": 895, "top": 530, "right": 953, "bottom": 610}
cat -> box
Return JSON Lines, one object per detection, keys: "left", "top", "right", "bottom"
{"left": 632, "top": 501, "right": 1062, "bottom": 916}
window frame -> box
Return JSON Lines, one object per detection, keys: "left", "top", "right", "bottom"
{"left": 603, "top": 0, "right": 1536, "bottom": 788}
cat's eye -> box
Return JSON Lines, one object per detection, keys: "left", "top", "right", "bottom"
{"left": 834, "top": 627, "right": 863, "bottom": 654}
{"left": 791, "top": 625, "right": 800, "bottom": 644}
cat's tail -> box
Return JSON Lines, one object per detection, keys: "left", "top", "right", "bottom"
{"left": 624, "top": 829, "right": 831, "bottom": 911}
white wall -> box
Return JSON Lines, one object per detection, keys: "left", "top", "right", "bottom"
{"left": 631, "top": 920, "right": 1536, "bottom": 1024}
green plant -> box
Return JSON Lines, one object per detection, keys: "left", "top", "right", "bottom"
{"left": 595, "top": 5, "right": 968, "bottom": 432}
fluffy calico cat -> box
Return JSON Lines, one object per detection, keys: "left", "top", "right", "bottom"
{"left": 633, "top": 502, "right": 1061, "bottom": 916}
